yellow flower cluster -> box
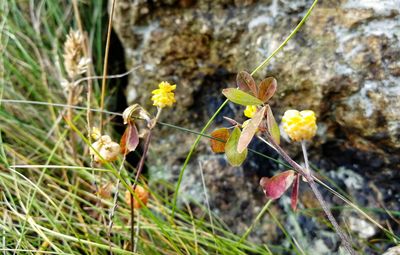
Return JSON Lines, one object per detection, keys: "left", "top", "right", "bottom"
{"left": 282, "top": 110, "right": 317, "bottom": 142}
{"left": 151, "top": 81, "right": 176, "bottom": 108}
{"left": 243, "top": 105, "right": 257, "bottom": 118}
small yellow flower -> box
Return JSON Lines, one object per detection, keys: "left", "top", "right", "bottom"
{"left": 244, "top": 105, "right": 257, "bottom": 118}
{"left": 282, "top": 110, "right": 317, "bottom": 142}
{"left": 151, "top": 81, "right": 176, "bottom": 108}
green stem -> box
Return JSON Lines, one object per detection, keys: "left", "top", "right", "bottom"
{"left": 250, "top": 0, "right": 318, "bottom": 76}
{"left": 238, "top": 200, "right": 273, "bottom": 244}
{"left": 171, "top": 99, "right": 229, "bottom": 216}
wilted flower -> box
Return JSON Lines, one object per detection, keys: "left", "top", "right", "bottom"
{"left": 125, "top": 185, "right": 149, "bottom": 209}
{"left": 90, "top": 135, "right": 120, "bottom": 163}
{"left": 243, "top": 105, "right": 257, "bottom": 118}
{"left": 282, "top": 110, "right": 317, "bottom": 142}
{"left": 151, "top": 81, "right": 176, "bottom": 108}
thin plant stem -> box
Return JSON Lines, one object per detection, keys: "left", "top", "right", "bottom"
{"left": 107, "top": 156, "right": 127, "bottom": 254}
{"left": 99, "top": 0, "right": 116, "bottom": 133}
{"left": 250, "top": 0, "right": 318, "bottom": 76}
{"left": 130, "top": 107, "right": 161, "bottom": 252}
{"left": 171, "top": 99, "right": 229, "bottom": 217}
{"left": 238, "top": 200, "right": 273, "bottom": 245}
{"left": 301, "top": 140, "right": 310, "bottom": 176}
{"left": 133, "top": 211, "right": 140, "bottom": 253}
{"left": 263, "top": 133, "right": 356, "bottom": 255}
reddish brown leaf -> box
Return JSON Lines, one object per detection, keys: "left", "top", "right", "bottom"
{"left": 260, "top": 170, "right": 295, "bottom": 200}
{"left": 291, "top": 174, "right": 300, "bottom": 211}
{"left": 210, "top": 128, "right": 230, "bottom": 153}
{"left": 237, "top": 106, "right": 266, "bottom": 153}
{"left": 236, "top": 71, "right": 257, "bottom": 96}
{"left": 265, "top": 105, "right": 280, "bottom": 145}
{"left": 120, "top": 123, "right": 139, "bottom": 154}
{"left": 257, "top": 77, "right": 277, "bottom": 102}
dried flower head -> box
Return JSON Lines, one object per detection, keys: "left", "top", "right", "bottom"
{"left": 90, "top": 135, "right": 120, "bottom": 163}
{"left": 151, "top": 81, "right": 176, "bottom": 108}
{"left": 243, "top": 105, "right": 258, "bottom": 118}
{"left": 125, "top": 185, "right": 149, "bottom": 209}
{"left": 282, "top": 110, "right": 317, "bottom": 142}
{"left": 63, "top": 30, "right": 90, "bottom": 79}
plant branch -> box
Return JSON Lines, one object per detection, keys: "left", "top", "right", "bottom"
{"left": 263, "top": 133, "right": 356, "bottom": 254}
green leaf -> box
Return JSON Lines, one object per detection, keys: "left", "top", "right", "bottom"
{"left": 225, "top": 127, "right": 248, "bottom": 166}
{"left": 236, "top": 71, "right": 257, "bottom": 96}
{"left": 222, "top": 88, "right": 263, "bottom": 106}
{"left": 237, "top": 106, "right": 266, "bottom": 153}
{"left": 266, "top": 105, "right": 280, "bottom": 144}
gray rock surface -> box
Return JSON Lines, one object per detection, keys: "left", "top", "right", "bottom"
{"left": 112, "top": 0, "right": 400, "bottom": 253}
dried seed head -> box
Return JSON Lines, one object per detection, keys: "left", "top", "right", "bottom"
{"left": 90, "top": 135, "right": 120, "bottom": 163}
{"left": 125, "top": 185, "right": 149, "bottom": 209}
{"left": 63, "top": 30, "right": 90, "bottom": 79}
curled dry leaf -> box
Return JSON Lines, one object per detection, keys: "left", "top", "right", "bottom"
{"left": 258, "top": 77, "right": 277, "bottom": 102}
{"left": 210, "top": 128, "right": 230, "bottom": 153}
{"left": 122, "top": 104, "right": 151, "bottom": 125}
{"left": 237, "top": 106, "right": 266, "bottom": 153}
{"left": 225, "top": 127, "right": 248, "bottom": 166}
{"left": 236, "top": 71, "right": 257, "bottom": 96}
{"left": 260, "top": 170, "right": 295, "bottom": 200}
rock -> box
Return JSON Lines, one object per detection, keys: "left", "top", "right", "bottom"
{"left": 111, "top": 0, "right": 400, "bottom": 251}
{"left": 383, "top": 246, "right": 400, "bottom": 255}
{"left": 348, "top": 216, "right": 377, "bottom": 239}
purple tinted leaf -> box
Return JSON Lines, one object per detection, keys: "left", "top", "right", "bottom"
{"left": 260, "top": 170, "right": 295, "bottom": 200}
{"left": 120, "top": 123, "right": 139, "bottom": 154}
{"left": 237, "top": 106, "right": 266, "bottom": 153}
{"left": 258, "top": 77, "right": 277, "bottom": 102}
{"left": 237, "top": 71, "right": 257, "bottom": 96}
{"left": 291, "top": 174, "right": 300, "bottom": 211}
